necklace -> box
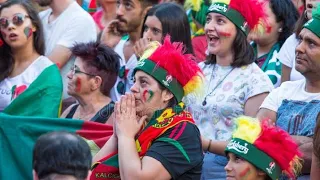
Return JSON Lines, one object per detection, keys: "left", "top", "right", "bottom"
{"left": 202, "top": 65, "right": 234, "bottom": 106}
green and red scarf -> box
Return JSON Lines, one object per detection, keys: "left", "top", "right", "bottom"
{"left": 91, "top": 102, "right": 194, "bottom": 179}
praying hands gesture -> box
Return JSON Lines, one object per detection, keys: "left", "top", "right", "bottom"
{"left": 114, "top": 93, "right": 148, "bottom": 139}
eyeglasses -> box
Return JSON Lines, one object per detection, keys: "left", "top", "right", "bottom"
{"left": 70, "top": 66, "right": 96, "bottom": 77}
{"left": 0, "top": 13, "right": 30, "bottom": 29}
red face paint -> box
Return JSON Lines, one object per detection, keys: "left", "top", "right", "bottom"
{"left": 266, "top": 26, "right": 272, "bottom": 34}
{"left": 217, "top": 30, "right": 231, "bottom": 37}
{"left": 76, "top": 77, "right": 82, "bottom": 92}
{"left": 142, "top": 89, "right": 154, "bottom": 102}
{"left": 239, "top": 166, "right": 251, "bottom": 179}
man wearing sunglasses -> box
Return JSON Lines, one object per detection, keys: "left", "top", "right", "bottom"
{"left": 35, "top": 0, "right": 97, "bottom": 99}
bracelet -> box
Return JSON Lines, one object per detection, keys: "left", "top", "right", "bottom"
{"left": 207, "top": 139, "right": 212, "bottom": 152}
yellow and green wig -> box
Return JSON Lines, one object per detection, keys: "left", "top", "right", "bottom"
{"left": 206, "top": 0, "right": 267, "bottom": 36}
{"left": 303, "top": 3, "right": 320, "bottom": 38}
{"left": 226, "top": 117, "right": 302, "bottom": 180}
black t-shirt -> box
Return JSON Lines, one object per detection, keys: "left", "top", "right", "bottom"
{"left": 145, "top": 121, "right": 203, "bottom": 180}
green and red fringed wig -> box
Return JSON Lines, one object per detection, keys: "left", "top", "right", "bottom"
{"left": 206, "top": 0, "right": 267, "bottom": 36}
{"left": 225, "top": 117, "right": 303, "bottom": 180}
{"left": 134, "top": 36, "right": 204, "bottom": 102}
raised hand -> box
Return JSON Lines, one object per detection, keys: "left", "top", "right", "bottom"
{"left": 133, "top": 38, "right": 150, "bottom": 58}
{"left": 115, "top": 93, "right": 148, "bottom": 139}
{"left": 100, "top": 20, "right": 123, "bottom": 48}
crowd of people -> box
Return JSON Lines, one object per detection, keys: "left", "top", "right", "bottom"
{"left": 0, "top": 0, "right": 320, "bottom": 179}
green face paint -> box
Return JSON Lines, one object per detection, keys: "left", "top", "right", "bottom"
{"left": 23, "top": 27, "right": 32, "bottom": 38}
{"left": 143, "top": 89, "right": 154, "bottom": 102}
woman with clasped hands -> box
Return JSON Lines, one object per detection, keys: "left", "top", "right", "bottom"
{"left": 91, "top": 36, "right": 204, "bottom": 180}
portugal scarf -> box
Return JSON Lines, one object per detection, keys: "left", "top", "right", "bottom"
{"left": 91, "top": 103, "right": 194, "bottom": 179}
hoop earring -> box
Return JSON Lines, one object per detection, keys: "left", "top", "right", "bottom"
{"left": 304, "top": 10, "right": 308, "bottom": 19}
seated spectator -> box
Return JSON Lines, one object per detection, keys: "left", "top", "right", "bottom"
{"left": 92, "top": 0, "right": 117, "bottom": 33}
{"left": 92, "top": 36, "right": 203, "bottom": 180}
{"left": 279, "top": 0, "right": 317, "bottom": 83}
{"left": 184, "top": 0, "right": 273, "bottom": 178}
{"left": 257, "top": 5, "right": 320, "bottom": 178}
{"left": 35, "top": 0, "right": 97, "bottom": 99}
{"left": 99, "top": 0, "right": 159, "bottom": 102}
{"left": 0, "top": 0, "right": 62, "bottom": 117}
{"left": 134, "top": 3, "right": 193, "bottom": 58}
{"left": 225, "top": 116, "right": 302, "bottom": 180}
{"left": 61, "top": 42, "right": 119, "bottom": 124}
{"left": 32, "top": 131, "right": 92, "bottom": 180}
{"left": 249, "top": 0, "right": 299, "bottom": 87}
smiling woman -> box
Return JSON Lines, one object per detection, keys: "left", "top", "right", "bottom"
{"left": 184, "top": 0, "right": 274, "bottom": 179}
{"left": 0, "top": 0, "right": 62, "bottom": 117}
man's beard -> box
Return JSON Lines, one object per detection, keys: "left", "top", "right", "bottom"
{"left": 36, "top": 0, "right": 53, "bottom": 7}
{"left": 116, "top": 14, "right": 143, "bottom": 34}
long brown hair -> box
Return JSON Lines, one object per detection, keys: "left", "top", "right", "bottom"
{"left": 0, "top": 0, "right": 45, "bottom": 81}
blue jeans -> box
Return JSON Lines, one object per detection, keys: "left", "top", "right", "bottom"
{"left": 201, "top": 153, "right": 227, "bottom": 180}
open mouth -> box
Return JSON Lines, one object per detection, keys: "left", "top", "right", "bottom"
{"left": 9, "top": 33, "right": 18, "bottom": 38}
{"left": 207, "top": 34, "right": 220, "bottom": 44}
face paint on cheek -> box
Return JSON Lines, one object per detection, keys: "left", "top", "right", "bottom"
{"left": 23, "top": 27, "right": 33, "bottom": 38}
{"left": 217, "top": 30, "right": 232, "bottom": 37}
{"left": 239, "top": 166, "right": 251, "bottom": 179}
{"left": 76, "top": 77, "right": 82, "bottom": 92}
{"left": 142, "top": 89, "right": 154, "bottom": 102}
{"left": 266, "top": 26, "right": 272, "bottom": 34}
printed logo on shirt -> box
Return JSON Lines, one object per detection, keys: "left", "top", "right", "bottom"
{"left": 0, "top": 88, "right": 11, "bottom": 95}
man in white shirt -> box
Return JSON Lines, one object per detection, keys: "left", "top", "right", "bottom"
{"left": 100, "top": 0, "right": 158, "bottom": 101}
{"left": 257, "top": 11, "right": 320, "bottom": 178}
{"left": 35, "top": 0, "right": 97, "bottom": 98}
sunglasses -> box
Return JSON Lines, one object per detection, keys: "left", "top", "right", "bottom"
{"left": 0, "top": 13, "right": 30, "bottom": 29}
